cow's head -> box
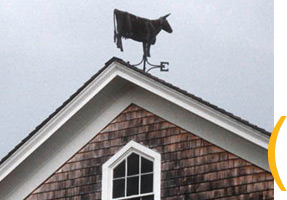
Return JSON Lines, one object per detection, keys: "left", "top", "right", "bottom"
{"left": 160, "top": 14, "right": 172, "bottom": 33}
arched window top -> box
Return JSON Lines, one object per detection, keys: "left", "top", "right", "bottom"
{"left": 102, "top": 141, "right": 161, "bottom": 200}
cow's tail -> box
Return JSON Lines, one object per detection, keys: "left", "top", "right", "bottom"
{"left": 113, "top": 9, "right": 123, "bottom": 51}
{"left": 113, "top": 10, "right": 117, "bottom": 43}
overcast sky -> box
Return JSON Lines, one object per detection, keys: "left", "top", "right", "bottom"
{"left": 0, "top": 0, "right": 273, "bottom": 160}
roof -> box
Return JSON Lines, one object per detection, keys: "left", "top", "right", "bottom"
{"left": 0, "top": 57, "right": 271, "bottom": 166}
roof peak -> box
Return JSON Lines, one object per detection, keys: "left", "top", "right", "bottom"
{"left": 0, "top": 57, "right": 270, "bottom": 169}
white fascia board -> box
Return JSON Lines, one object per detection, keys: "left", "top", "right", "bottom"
{"left": 0, "top": 60, "right": 269, "bottom": 182}
{"left": 113, "top": 63, "right": 269, "bottom": 150}
{"left": 0, "top": 63, "right": 120, "bottom": 182}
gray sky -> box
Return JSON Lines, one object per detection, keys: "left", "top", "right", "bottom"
{"left": 0, "top": 0, "right": 273, "bottom": 160}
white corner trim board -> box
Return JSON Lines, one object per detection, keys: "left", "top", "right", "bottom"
{"left": 102, "top": 141, "right": 161, "bottom": 200}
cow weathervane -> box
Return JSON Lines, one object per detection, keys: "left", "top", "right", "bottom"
{"left": 113, "top": 9, "right": 172, "bottom": 72}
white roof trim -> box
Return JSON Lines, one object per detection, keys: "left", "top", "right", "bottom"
{"left": 0, "top": 60, "right": 269, "bottom": 182}
{"left": 114, "top": 63, "right": 269, "bottom": 149}
{"left": 0, "top": 63, "right": 119, "bottom": 181}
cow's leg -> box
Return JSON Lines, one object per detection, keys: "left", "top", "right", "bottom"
{"left": 143, "top": 42, "right": 147, "bottom": 58}
{"left": 146, "top": 44, "right": 151, "bottom": 57}
{"left": 142, "top": 42, "right": 151, "bottom": 58}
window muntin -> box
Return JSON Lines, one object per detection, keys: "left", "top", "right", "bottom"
{"left": 112, "top": 153, "right": 154, "bottom": 199}
{"left": 102, "top": 141, "right": 161, "bottom": 200}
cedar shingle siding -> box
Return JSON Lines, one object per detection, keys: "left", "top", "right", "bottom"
{"left": 26, "top": 104, "right": 273, "bottom": 200}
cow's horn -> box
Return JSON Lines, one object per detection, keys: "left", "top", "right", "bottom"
{"left": 163, "top": 13, "right": 171, "bottom": 19}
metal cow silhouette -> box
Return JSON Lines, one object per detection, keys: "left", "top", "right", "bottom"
{"left": 114, "top": 9, "right": 172, "bottom": 57}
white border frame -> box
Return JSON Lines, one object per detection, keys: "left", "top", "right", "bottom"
{"left": 102, "top": 141, "right": 161, "bottom": 200}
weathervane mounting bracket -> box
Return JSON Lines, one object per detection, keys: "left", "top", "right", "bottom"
{"left": 128, "top": 54, "right": 169, "bottom": 73}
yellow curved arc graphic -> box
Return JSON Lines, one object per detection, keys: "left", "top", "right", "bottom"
{"left": 268, "top": 116, "right": 286, "bottom": 191}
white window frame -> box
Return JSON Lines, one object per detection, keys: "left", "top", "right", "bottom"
{"left": 102, "top": 141, "right": 161, "bottom": 200}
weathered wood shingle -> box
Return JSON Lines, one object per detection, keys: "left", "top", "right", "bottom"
{"left": 26, "top": 104, "right": 273, "bottom": 200}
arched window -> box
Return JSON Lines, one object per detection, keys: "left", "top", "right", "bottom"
{"left": 102, "top": 141, "right": 161, "bottom": 200}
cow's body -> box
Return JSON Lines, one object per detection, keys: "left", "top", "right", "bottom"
{"left": 114, "top": 9, "right": 172, "bottom": 57}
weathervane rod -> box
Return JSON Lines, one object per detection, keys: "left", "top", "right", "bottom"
{"left": 143, "top": 56, "right": 147, "bottom": 72}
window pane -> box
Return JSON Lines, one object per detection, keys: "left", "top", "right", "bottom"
{"left": 128, "top": 195, "right": 154, "bottom": 200}
{"left": 141, "top": 174, "right": 153, "bottom": 194}
{"left": 113, "top": 178, "right": 125, "bottom": 198}
{"left": 142, "top": 195, "right": 154, "bottom": 200}
{"left": 127, "top": 176, "right": 139, "bottom": 196}
{"left": 141, "top": 157, "right": 153, "bottom": 173}
{"left": 128, "top": 153, "right": 139, "bottom": 175}
{"left": 114, "top": 160, "right": 125, "bottom": 178}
